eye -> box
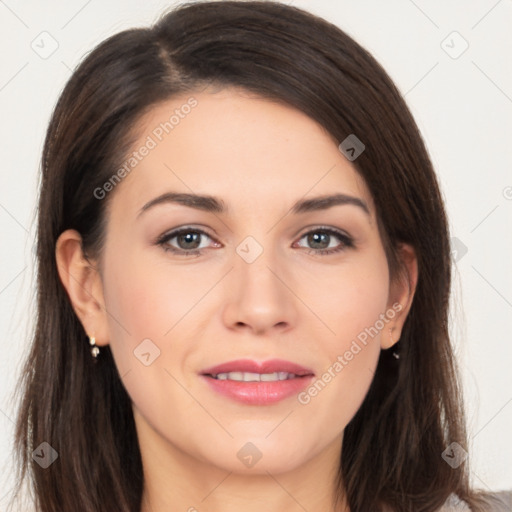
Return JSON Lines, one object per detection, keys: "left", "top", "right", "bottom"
{"left": 294, "top": 227, "right": 354, "bottom": 256}
{"left": 156, "top": 226, "right": 354, "bottom": 257}
{"left": 156, "top": 227, "right": 219, "bottom": 257}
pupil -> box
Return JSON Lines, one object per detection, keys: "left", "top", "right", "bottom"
{"left": 178, "top": 232, "right": 200, "bottom": 249}
{"left": 309, "top": 232, "right": 328, "bottom": 249}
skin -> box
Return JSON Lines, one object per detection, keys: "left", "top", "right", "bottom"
{"left": 56, "top": 87, "right": 418, "bottom": 512}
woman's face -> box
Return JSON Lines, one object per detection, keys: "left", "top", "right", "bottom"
{"left": 86, "top": 87, "right": 411, "bottom": 475}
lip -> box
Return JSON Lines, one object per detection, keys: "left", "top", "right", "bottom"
{"left": 200, "top": 358, "right": 315, "bottom": 406}
{"left": 200, "top": 358, "right": 314, "bottom": 377}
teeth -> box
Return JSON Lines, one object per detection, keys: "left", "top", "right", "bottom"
{"left": 213, "top": 371, "right": 298, "bottom": 382}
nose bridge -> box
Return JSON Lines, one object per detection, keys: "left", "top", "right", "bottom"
{"left": 235, "top": 233, "right": 284, "bottom": 297}
{"left": 222, "top": 232, "right": 297, "bottom": 332}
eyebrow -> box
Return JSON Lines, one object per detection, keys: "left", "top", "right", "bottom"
{"left": 137, "top": 191, "right": 370, "bottom": 218}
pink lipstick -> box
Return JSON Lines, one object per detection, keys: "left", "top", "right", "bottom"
{"left": 200, "top": 358, "right": 315, "bottom": 405}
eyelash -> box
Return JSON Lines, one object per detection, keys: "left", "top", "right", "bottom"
{"left": 156, "top": 226, "right": 354, "bottom": 257}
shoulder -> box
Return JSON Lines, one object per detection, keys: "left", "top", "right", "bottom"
{"left": 438, "top": 491, "right": 512, "bottom": 511}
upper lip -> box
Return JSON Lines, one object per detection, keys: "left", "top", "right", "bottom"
{"left": 201, "top": 358, "right": 315, "bottom": 377}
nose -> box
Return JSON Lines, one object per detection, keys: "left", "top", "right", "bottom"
{"left": 221, "top": 242, "right": 298, "bottom": 335}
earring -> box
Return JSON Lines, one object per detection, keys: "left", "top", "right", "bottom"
{"left": 390, "top": 329, "right": 400, "bottom": 360}
{"left": 89, "top": 335, "right": 100, "bottom": 359}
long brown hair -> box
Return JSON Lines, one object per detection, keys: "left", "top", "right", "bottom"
{"left": 11, "top": 1, "right": 492, "bottom": 510}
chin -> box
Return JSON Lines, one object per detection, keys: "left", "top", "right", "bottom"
{"left": 198, "top": 437, "right": 313, "bottom": 475}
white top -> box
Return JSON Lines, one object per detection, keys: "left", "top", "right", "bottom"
{"left": 439, "top": 493, "right": 471, "bottom": 511}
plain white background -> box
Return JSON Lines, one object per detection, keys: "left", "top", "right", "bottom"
{"left": 1, "top": 0, "right": 511, "bottom": 506}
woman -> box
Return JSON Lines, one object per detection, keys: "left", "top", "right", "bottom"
{"left": 10, "top": 1, "right": 508, "bottom": 511}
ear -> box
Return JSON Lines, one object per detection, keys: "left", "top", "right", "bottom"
{"left": 381, "top": 243, "right": 418, "bottom": 350}
{"left": 55, "top": 229, "right": 109, "bottom": 347}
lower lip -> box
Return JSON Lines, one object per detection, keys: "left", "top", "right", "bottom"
{"left": 201, "top": 375, "right": 314, "bottom": 405}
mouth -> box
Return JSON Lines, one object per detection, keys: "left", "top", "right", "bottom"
{"left": 200, "top": 358, "right": 314, "bottom": 377}
{"left": 207, "top": 371, "right": 307, "bottom": 382}
{"left": 200, "top": 359, "right": 315, "bottom": 405}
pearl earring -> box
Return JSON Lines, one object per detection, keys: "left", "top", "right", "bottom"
{"left": 89, "top": 335, "right": 100, "bottom": 359}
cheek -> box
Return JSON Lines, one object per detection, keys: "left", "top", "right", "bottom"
{"left": 100, "top": 249, "right": 201, "bottom": 430}
{"left": 100, "top": 247, "right": 173, "bottom": 375}
{"left": 321, "top": 248, "right": 390, "bottom": 350}
{"left": 100, "top": 245, "right": 216, "bottom": 410}
{"left": 302, "top": 248, "right": 389, "bottom": 412}
{"left": 102, "top": 248, "right": 207, "bottom": 343}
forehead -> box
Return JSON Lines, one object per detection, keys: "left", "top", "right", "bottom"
{"left": 108, "top": 87, "right": 375, "bottom": 220}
